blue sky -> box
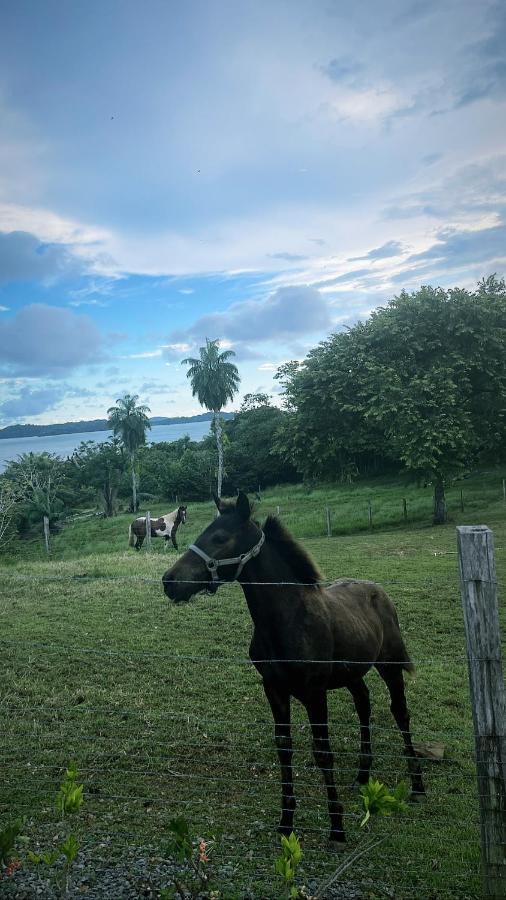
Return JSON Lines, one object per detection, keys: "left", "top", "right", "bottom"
{"left": 0, "top": 0, "right": 505, "bottom": 424}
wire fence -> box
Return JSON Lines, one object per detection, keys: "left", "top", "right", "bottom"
{"left": 1, "top": 530, "right": 505, "bottom": 898}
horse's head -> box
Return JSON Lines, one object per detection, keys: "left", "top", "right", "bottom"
{"left": 178, "top": 505, "right": 188, "bottom": 525}
{"left": 162, "top": 492, "right": 262, "bottom": 603}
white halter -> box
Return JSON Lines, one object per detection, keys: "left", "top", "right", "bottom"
{"left": 188, "top": 531, "right": 265, "bottom": 583}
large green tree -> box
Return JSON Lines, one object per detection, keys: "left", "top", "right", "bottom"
{"left": 71, "top": 440, "right": 127, "bottom": 517}
{"left": 223, "top": 394, "right": 298, "bottom": 492}
{"left": 275, "top": 277, "right": 506, "bottom": 522}
{"left": 181, "top": 339, "right": 240, "bottom": 497}
{"left": 2, "top": 452, "right": 68, "bottom": 531}
{"left": 107, "top": 393, "right": 151, "bottom": 512}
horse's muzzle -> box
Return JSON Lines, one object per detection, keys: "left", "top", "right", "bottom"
{"left": 162, "top": 573, "right": 209, "bottom": 603}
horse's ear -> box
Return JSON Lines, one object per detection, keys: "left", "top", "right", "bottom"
{"left": 212, "top": 493, "right": 221, "bottom": 511}
{"left": 236, "top": 491, "right": 251, "bottom": 521}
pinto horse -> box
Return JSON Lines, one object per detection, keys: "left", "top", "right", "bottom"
{"left": 129, "top": 505, "right": 187, "bottom": 551}
{"left": 162, "top": 492, "right": 425, "bottom": 842}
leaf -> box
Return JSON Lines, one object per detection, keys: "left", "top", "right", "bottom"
{"left": 0, "top": 819, "right": 26, "bottom": 865}
{"left": 360, "top": 779, "right": 409, "bottom": 827}
{"left": 61, "top": 834, "right": 79, "bottom": 864}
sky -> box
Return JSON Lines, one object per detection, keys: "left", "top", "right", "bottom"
{"left": 0, "top": 0, "right": 505, "bottom": 425}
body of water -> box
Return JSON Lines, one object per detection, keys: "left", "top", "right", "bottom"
{"left": 0, "top": 420, "right": 211, "bottom": 472}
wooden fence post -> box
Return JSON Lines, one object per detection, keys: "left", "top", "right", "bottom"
{"left": 276, "top": 505, "right": 280, "bottom": 515}
{"left": 43, "top": 516, "right": 50, "bottom": 555}
{"left": 457, "top": 525, "right": 506, "bottom": 898}
{"left": 368, "top": 500, "right": 373, "bottom": 529}
{"left": 502, "top": 479, "right": 505, "bottom": 503}
{"left": 460, "top": 489, "right": 464, "bottom": 513}
{"left": 325, "top": 506, "right": 332, "bottom": 538}
{"left": 145, "top": 510, "right": 152, "bottom": 552}
{"left": 402, "top": 498, "right": 407, "bottom": 523}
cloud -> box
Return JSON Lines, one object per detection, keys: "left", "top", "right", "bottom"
{"left": 320, "top": 57, "right": 363, "bottom": 84}
{"left": 0, "top": 304, "right": 104, "bottom": 376}
{"left": 404, "top": 220, "right": 506, "bottom": 269}
{"left": 350, "top": 240, "right": 405, "bottom": 261}
{"left": 0, "top": 230, "right": 85, "bottom": 284}
{"left": 268, "top": 252, "right": 308, "bottom": 262}
{"left": 455, "top": 10, "right": 506, "bottom": 107}
{"left": 138, "top": 380, "right": 170, "bottom": 395}
{"left": 383, "top": 155, "right": 506, "bottom": 223}
{"left": 123, "top": 349, "right": 163, "bottom": 359}
{"left": 170, "top": 285, "right": 333, "bottom": 346}
{"left": 0, "top": 383, "right": 94, "bottom": 422}
{"left": 311, "top": 267, "right": 372, "bottom": 289}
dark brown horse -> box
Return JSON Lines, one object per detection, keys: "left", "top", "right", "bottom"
{"left": 162, "top": 493, "right": 425, "bottom": 842}
{"left": 129, "top": 505, "right": 187, "bottom": 551}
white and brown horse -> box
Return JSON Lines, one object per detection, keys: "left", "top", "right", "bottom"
{"left": 128, "top": 505, "right": 187, "bottom": 551}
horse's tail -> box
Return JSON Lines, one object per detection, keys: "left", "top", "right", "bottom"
{"left": 128, "top": 523, "right": 136, "bottom": 548}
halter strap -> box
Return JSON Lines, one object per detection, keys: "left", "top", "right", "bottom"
{"left": 188, "top": 531, "right": 265, "bottom": 583}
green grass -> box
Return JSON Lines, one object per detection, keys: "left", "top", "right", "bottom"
{"left": 1, "top": 472, "right": 505, "bottom": 897}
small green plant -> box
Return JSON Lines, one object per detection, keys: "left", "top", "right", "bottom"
{"left": 55, "top": 760, "right": 84, "bottom": 818}
{"left": 274, "top": 832, "right": 305, "bottom": 899}
{"left": 0, "top": 818, "right": 26, "bottom": 880}
{"left": 162, "top": 816, "right": 217, "bottom": 899}
{"left": 28, "top": 761, "right": 84, "bottom": 898}
{"left": 313, "top": 779, "right": 411, "bottom": 899}
{"left": 359, "top": 778, "right": 409, "bottom": 827}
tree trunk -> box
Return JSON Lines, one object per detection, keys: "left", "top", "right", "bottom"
{"left": 215, "top": 412, "right": 224, "bottom": 498}
{"left": 433, "top": 476, "right": 447, "bottom": 525}
{"left": 131, "top": 457, "right": 137, "bottom": 513}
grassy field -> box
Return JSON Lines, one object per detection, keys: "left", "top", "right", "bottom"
{"left": 1, "top": 471, "right": 505, "bottom": 897}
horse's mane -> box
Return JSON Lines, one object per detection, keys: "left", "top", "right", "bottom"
{"left": 262, "top": 516, "right": 323, "bottom": 585}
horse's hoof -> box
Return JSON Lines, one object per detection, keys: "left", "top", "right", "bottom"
{"left": 328, "top": 831, "right": 346, "bottom": 848}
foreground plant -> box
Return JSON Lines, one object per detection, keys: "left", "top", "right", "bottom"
{"left": 0, "top": 818, "right": 26, "bottom": 881}
{"left": 28, "top": 761, "right": 84, "bottom": 897}
{"left": 313, "top": 779, "right": 410, "bottom": 899}
{"left": 162, "top": 816, "right": 217, "bottom": 899}
{"left": 274, "top": 831, "right": 307, "bottom": 899}
{"left": 359, "top": 778, "right": 409, "bottom": 827}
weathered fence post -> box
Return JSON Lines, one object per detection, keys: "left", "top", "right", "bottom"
{"left": 460, "top": 489, "right": 464, "bottom": 513}
{"left": 368, "top": 500, "right": 373, "bottom": 529}
{"left": 276, "top": 505, "right": 280, "bottom": 515}
{"left": 43, "top": 516, "right": 50, "bottom": 555}
{"left": 145, "top": 510, "right": 152, "bottom": 552}
{"left": 457, "top": 525, "right": 506, "bottom": 898}
{"left": 402, "top": 498, "right": 407, "bottom": 523}
{"left": 325, "top": 506, "right": 332, "bottom": 538}
{"left": 502, "top": 479, "right": 505, "bottom": 503}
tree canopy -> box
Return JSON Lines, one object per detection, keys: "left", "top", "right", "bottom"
{"left": 275, "top": 277, "right": 506, "bottom": 502}
{"left": 107, "top": 393, "right": 151, "bottom": 511}
{"left": 182, "top": 338, "right": 240, "bottom": 496}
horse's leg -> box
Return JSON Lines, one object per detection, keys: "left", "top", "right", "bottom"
{"left": 263, "top": 681, "right": 296, "bottom": 836}
{"left": 348, "top": 679, "right": 372, "bottom": 785}
{"left": 136, "top": 534, "right": 144, "bottom": 550}
{"left": 376, "top": 665, "right": 425, "bottom": 799}
{"left": 170, "top": 527, "right": 179, "bottom": 551}
{"left": 304, "top": 691, "right": 345, "bottom": 842}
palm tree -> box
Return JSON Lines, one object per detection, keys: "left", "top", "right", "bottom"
{"left": 107, "top": 393, "right": 151, "bottom": 512}
{"left": 182, "top": 338, "right": 240, "bottom": 497}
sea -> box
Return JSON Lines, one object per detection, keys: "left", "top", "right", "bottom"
{"left": 0, "top": 420, "right": 211, "bottom": 473}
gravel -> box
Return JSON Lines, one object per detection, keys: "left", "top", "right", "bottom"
{"left": 1, "top": 845, "right": 376, "bottom": 899}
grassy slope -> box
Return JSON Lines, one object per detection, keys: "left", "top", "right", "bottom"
{"left": 1, "top": 471, "right": 505, "bottom": 897}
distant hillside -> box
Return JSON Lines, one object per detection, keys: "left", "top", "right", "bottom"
{"left": 0, "top": 412, "right": 234, "bottom": 439}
